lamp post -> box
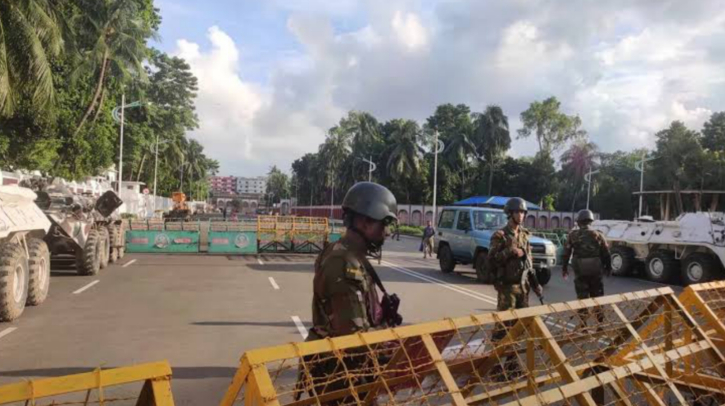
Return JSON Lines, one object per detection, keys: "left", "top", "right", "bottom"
{"left": 432, "top": 131, "right": 445, "bottom": 225}
{"left": 111, "top": 97, "right": 144, "bottom": 195}
{"left": 635, "top": 152, "right": 656, "bottom": 218}
{"left": 584, "top": 167, "right": 600, "bottom": 210}
{"left": 362, "top": 156, "right": 376, "bottom": 182}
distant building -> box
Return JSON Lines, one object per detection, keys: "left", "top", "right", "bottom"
{"left": 210, "top": 176, "right": 237, "bottom": 194}
{"left": 236, "top": 176, "right": 267, "bottom": 195}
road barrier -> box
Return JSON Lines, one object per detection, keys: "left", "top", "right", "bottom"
{"left": 220, "top": 286, "right": 725, "bottom": 406}
{"left": 256, "top": 216, "right": 329, "bottom": 254}
{"left": 0, "top": 361, "right": 173, "bottom": 405}
{"left": 208, "top": 220, "right": 258, "bottom": 254}
{"left": 3, "top": 284, "right": 725, "bottom": 405}
{"left": 126, "top": 220, "right": 201, "bottom": 253}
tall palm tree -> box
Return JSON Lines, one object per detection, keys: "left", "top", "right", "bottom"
{"left": 70, "top": 0, "right": 153, "bottom": 138}
{"left": 560, "top": 139, "right": 599, "bottom": 210}
{"left": 319, "top": 128, "right": 351, "bottom": 205}
{"left": 474, "top": 105, "right": 511, "bottom": 195}
{"left": 0, "top": 0, "right": 62, "bottom": 115}
{"left": 386, "top": 119, "right": 423, "bottom": 204}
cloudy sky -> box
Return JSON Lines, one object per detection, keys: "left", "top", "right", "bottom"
{"left": 154, "top": 0, "right": 725, "bottom": 177}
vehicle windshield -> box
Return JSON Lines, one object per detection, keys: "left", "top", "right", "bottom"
{"left": 472, "top": 210, "right": 507, "bottom": 230}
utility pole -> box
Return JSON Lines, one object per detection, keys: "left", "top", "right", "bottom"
{"left": 635, "top": 152, "right": 656, "bottom": 218}
{"left": 118, "top": 94, "right": 125, "bottom": 194}
{"left": 584, "top": 167, "right": 600, "bottom": 210}
{"left": 432, "top": 131, "right": 444, "bottom": 224}
{"left": 362, "top": 156, "right": 376, "bottom": 182}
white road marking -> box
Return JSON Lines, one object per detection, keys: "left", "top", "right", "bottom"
{"left": 122, "top": 259, "right": 137, "bottom": 268}
{"left": 73, "top": 280, "right": 100, "bottom": 295}
{"left": 257, "top": 258, "right": 264, "bottom": 265}
{"left": 0, "top": 327, "right": 17, "bottom": 340}
{"left": 382, "top": 260, "right": 498, "bottom": 305}
{"left": 291, "top": 316, "right": 309, "bottom": 339}
{"left": 269, "top": 277, "right": 280, "bottom": 290}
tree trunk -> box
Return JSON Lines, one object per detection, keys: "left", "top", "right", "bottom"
{"left": 91, "top": 77, "right": 107, "bottom": 123}
{"left": 488, "top": 163, "right": 494, "bottom": 195}
{"left": 74, "top": 49, "right": 109, "bottom": 140}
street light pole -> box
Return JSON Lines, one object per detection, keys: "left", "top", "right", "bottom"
{"left": 584, "top": 167, "right": 600, "bottom": 210}
{"left": 118, "top": 94, "right": 125, "bottom": 194}
{"left": 635, "top": 152, "right": 656, "bottom": 218}
{"left": 154, "top": 136, "right": 159, "bottom": 213}
{"left": 361, "top": 156, "right": 376, "bottom": 182}
{"left": 432, "top": 131, "right": 444, "bottom": 224}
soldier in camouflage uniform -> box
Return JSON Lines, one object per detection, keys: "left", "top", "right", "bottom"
{"left": 296, "top": 182, "right": 398, "bottom": 405}
{"left": 488, "top": 197, "right": 543, "bottom": 311}
{"left": 562, "top": 209, "right": 611, "bottom": 327}
{"left": 308, "top": 182, "right": 398, "bottom": 340}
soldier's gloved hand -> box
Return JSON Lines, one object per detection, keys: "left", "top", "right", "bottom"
{"left": 562, "top": 267, "right": 569, "bottom": 281}
{"left": 534, "top": 285, "right": 543, "bottom": 296}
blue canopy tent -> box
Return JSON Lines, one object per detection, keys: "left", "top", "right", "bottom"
{"left": 453, "top": 196, "right": 542, "bottom": 211}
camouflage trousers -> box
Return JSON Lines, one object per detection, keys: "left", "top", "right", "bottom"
{"left": 496, "top": 284, "right": 529, "bottom": 311}
{"left": 574, "top": 274, "right": 605, "bottom": 325}
{"left": 574, "top": 274, "right": 604, "bottom": 299}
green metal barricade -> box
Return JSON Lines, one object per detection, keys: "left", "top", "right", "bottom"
{"left": 126, "top": 220, "right": 200, "bottom": 253}
{"left": 208, "top": 220, "right": 258, "bottom": 254}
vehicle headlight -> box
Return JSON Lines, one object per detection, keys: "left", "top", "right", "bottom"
{"left": 545, "top": 243, "right": 556, "bottom": 255}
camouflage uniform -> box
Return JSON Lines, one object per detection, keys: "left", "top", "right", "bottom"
{"left": 488, "top": 224, "right": 532, "bottom": 311}
{"left": 308, "top": 230, "right": 383, "bottom": 340}
{"left": 562, "top": 226, "right": 611, "bottom": 300}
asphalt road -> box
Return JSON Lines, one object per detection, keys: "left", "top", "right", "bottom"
{"left": 0, "top": 235, "right": 679, "bottom": 405}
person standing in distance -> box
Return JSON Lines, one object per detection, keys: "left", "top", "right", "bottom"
{"left": 562, "top": 209, "right": 611, "bottom": 327}
{"left": 488, "top": 197, "right": 542, "bottom": 311}
{"left": 421, "top": 220, "right": 435, "bottom": 259}
{"left": 308, "top": 182, "right": 398, "bottom": 340}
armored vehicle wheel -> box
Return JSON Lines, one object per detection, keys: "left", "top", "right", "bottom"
{"left": 474, "top": 251, "right": 492, "bottom": 283}
{"left": 610, "top": 246, "right": 636, "bottom": 276}
{"left": 438, "top": 245, "right": 455, "bottom": 274}
{"left": 77, "top": 230, "right": 102, "bottom": 276}
{"left": 645, "top": 250, "right": 678, "bottom": 283}
{"left": 0, "top": 243, "right": 29, "bottom": 321}
{"left": 681, "top": 253, "right": 717, "bottom": 286}
{"left": 108, "top": 224, "right": 119, "bottom": 263}
{"left": 99, "top": 228, "right": 110, "bottom": 269}
{"left": 26, "top": 239, "right": 50, "bottom": 306}
{"left": 536, "top": 267, "right": 551, "bottom": 286}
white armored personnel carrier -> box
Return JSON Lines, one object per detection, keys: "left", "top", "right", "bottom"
{"left": 591, "top": 212, "right": 725, "bottom": 285}
{"left": 0, "top": 182, "right": 52, "bottom": 321}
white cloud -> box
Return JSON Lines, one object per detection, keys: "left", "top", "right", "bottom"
{"left": 170, "top": 1, "right": 725, "bottom": 176}
{"left": 391, "top": 11, "right": 428, "bottom": 51}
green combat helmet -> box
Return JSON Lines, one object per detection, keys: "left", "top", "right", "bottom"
{"left": 504, "top": 197, "right": 528, "bottom": 215}
{"left": 341, "top": 182, "right": 398, "bottom": 223}
{"left": 576, "top": 209, "right": 595, "bottom": 223}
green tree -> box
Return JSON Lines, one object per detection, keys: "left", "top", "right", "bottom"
{"left": 518, "top": 96, "right": 586, "bottom": 155}
{"left": 318, "top": 128, "right": 351, "bottom": 205}
{"left": 69, "top": 0, "right": 155, "bottom": 140}
{"left": 425, "top": 103, "right": 477, "bottom": 200}
{"left": 0, "top": 0, "right": 63, "bottom": 115}
{"left": 266, "top": 165, "right": 290, "bottom": 203}
{"left": 559, "top": 140, "right": 599, "bottom": 211}
{"left": 652, "top": 121, "right": 704, "bottom": 213}
{"left": 702, "top": 112, "right": 725, "bottom": 152}
{"left": 385, "top": 119, "right": 423, "bottom": 204}
{"left": 474, "top": 105, "right": 511, "bottom": 195}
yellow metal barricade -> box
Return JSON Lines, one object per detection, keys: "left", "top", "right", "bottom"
{"left": 220, "top": 287, "right": 725, "bottom": 406}
{"left": 0, "top": 361, "right": 174, "bottom": 405}
{"left": 679, "top": 281, "right": 725, "bottom": 355}
{"left": 257, "top": 216, "right": 329, "bottom": 253}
